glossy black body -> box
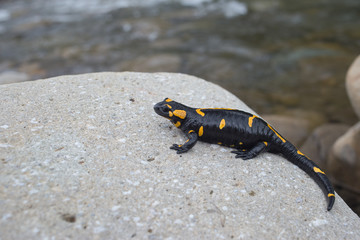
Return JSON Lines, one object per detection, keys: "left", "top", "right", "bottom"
{"left": 154, "top": 98, "right": 335, "bottom": 211}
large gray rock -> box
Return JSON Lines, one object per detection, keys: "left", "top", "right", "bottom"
{"left": 346, "top": 55, "right": 360, "bottom": 119}
{"left": 1, "top": 72, "right": 359, "bottom": 239}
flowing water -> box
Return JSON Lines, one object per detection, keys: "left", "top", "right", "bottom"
{"left": 0, "top": 0, "right": 359, "bottom": 123}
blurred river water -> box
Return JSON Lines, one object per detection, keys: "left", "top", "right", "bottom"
{"left": 0, "top": 0, "right": 359, "bottom": 124}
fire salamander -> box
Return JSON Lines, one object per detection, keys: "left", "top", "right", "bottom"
{"left": 154, "top": 98, "right": 335, "bottom": 211}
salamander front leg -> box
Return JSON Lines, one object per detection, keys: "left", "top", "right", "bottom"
{"left": 170, "top": 130, "right": 198, "bottom": 154}
{"left": 231, "top": 141, "right": 269, "bottom": 160}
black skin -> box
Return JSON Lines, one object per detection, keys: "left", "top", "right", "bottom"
{"left": 154, "top": 98, "right": 335, "bottom": 211}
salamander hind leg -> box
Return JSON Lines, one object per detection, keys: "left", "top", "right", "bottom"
{"left": 231, "top": 141, "right": 269, "bottom": 160}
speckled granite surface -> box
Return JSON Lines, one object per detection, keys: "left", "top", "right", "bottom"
{"left": 0, "top": 72, "right": 359, "bottom": 239}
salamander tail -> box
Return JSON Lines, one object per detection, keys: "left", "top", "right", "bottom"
{"left": 279, "top": 142, "right": 335, "bottom": 211}
{"left": 327, "top": 194, "right": 335, "bottom": 211}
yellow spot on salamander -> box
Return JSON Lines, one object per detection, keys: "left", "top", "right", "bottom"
{"left": 267, "top": 124, "right": 286, "bottom": 143}
{"left": 165, "top": 98, "right": 173, "bottom": 102}
{"left": 166, "top": 104, "right": 172, "bottom": 109}
{"left": 199, "top": 126, "right": 204, "bottom": 137}
{"left": 263, "top": 141, "right": 268, "bottom": 146}
{"left": 297, "top": 150, "right": 310, "bottom": 159}
{"left": 248, "top": 115, "right": 257, "bottom": 127}
{"left": 313, "top": 167, "right": 325, "bottom": 175}
{"left": 169, "top": 111, "right": 173, "bottom": 117}
{"left": 239, "top": 142, "right": 243, "bottom": 145}
{"left": 196, "top": 109, "right": 205, "bottom": 117}
{"left": 173, "top": 110, "right": 186, "bottom": 119}
{"left": 188, "top": 130, "right": 195, "bottom": 134}
{"left": 328, "top": 193, "right": 335, "bottom": 197}
{"left": 174, "top": 121, "right": 181, "bottom": 128}
{"left": 219, "top": 119, "right": 226, "bottom": 129}
{"left": 185, "top": 139, "right": 189, "bottom": 143}
{"left": 218, "top": 142, "right": 222, "bottom": 145}
{"left": 230, "top": 144, "right": 235, "bottom": 148}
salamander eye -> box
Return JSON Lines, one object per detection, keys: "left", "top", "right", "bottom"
{"left": 162, "top": 105, "right": 171, "bottom": 112}
{"left": 154, "top": 103, "right": 172, "bottom": 117}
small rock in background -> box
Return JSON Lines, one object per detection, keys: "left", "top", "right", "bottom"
{"left": 0, "top": 70, "right": 29, "bottom": 85}
{"left": 329, "top": 122, "right": 360, "bottom": 189}
{"left": 328, "top": 55, "right": 360, "bottom": 216}
{"left": 0, "top": 62, "right": 46, "bottom": 85}
{"left": 18, "top": 62, "right": 46, "bottom": 80}
{"left": 346, "top": 55, "right": 360, "bottom": 120}
{"left": 329, "top": 122, "right": 360, "bottom": 214}
{"left": 262, "top": 115, "right": 310, "bottom": 146}
{"left": 300, "top": 124, "right": 349, "bottom": 169}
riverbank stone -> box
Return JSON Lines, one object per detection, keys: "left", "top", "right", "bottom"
{"left": 1, "top": 72, "right": 360, "bottom": 239}
{"left": 262, "top": 115, "right": 310, "bottom": 146}
{"left": 329, "top": 122, "right": 360, "bottom": 193}
{"left": 0, "top": 70, "right": 30, "bottom": 85}
{"left": 300, "top": 124, "right": 350, "bottom": 169}
{"left": 346, "top": 55, "right": 360, "bottom": 119}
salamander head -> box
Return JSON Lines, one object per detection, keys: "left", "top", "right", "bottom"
{"left": 154, "top": 98, "right": 188, "bottom": 127}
